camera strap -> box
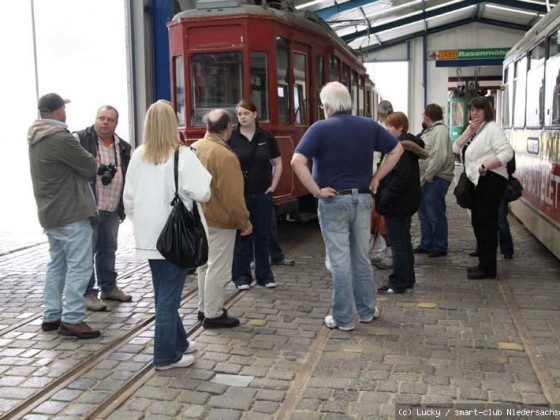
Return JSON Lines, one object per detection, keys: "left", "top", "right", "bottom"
{"left": 96, "top": 137, "right": 119, "bottom": 168}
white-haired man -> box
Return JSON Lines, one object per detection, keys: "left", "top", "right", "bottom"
{"left": 291, "top": 82, "right": 403, "bottom": 331}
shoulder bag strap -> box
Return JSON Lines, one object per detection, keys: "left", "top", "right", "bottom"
{"left": 460, "top": 122, "right": 488, "bottom": 170}
{"left": 171, "top": 148, "right": 180, "bottom": 204}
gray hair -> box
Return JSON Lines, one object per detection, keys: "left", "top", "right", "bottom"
{"left": 320, "top": 82, "right": 352, "bottom": 113}
{"left": 377, "top": 100, "right": 393, "bottom": 116}
{"left": 203, "top": 109, "right": 231, "bottom": 133}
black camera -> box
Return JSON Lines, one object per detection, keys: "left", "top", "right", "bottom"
{"left": 97, "top": 163, "right": 117, "bottom": 186}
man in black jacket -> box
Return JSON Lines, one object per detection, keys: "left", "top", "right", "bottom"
{"left": 75, "top": 106, "right": 132, "bottom": 311}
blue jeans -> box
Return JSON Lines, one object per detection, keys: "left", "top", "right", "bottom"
{"left": 418, "top": 177, "right": 451, "bottom": 252}
{"left": 318, "top": 191, "right": 376, "bottom": 329}
{"left": 44, "top": 219, "right": 93, "bottom": 324}
{"left": 497, "top": 196, "right": 514, "bottom": 255}
{"left": 148, "top": 259, "right": 191, "bottom": 367}
{"left": 85, "top": 210, "right": 120, "bottom": 296}
{"left": 385, "top": 215, "right": 415, "bottom": 291}
{"left": 232, "top": 193, "right": 274, "bottom": 286}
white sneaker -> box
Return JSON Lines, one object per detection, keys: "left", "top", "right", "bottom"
{"left": 324, "top": 315, "right": 354, "bottom": 331}
{"left": 265, "top": 281, "right": 276, "bottom": 288}
{"left": 236, "top": 283, "right": 250, "bottom": 290}
{"left": 360, "top": 307, "right": 380, "bottom": 323}
{"left": 184, "top": 341, "right": 198, "bottom": 354}
{"left": 155, "top": 354, "right": 195, "bottom": 370}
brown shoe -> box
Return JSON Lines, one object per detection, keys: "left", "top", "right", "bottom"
{"left": 85, "top": 296, "right": 108, "bottom": 312}
{"left": 101, "top": 287, "right": 132, "bottom": 302}
{"left": 58, "top": 322, "right": 101, "bottom": 339}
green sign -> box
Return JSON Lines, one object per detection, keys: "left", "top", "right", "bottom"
{"left": 457, "top": 48, "right": 509, "bottom": 60}
{"left": 429, "top": 48, "right": 510, "bottom": 61}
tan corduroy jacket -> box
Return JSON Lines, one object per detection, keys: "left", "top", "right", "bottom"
{"left": 191, "top": 133, "right": 251, "bottom": 231}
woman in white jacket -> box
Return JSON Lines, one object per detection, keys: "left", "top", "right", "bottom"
{"left": 453, "top": 97, "right": 513, "bottom": 280}
{"left": 124, "top": 101, "right": 211, "bottom": 370}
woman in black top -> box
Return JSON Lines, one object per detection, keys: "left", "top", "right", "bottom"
{"left": 376, "top": 112, "right": 428, "bottom": 294}
{"left": 230, "top": 99, "right": 282, "bottom": 289}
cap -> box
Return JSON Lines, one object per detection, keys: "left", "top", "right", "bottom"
{"left": 38, "top": 93, "right": 71, "bottom": 113}
{"left": 377, "top": 100, "right": 393, "bottom": 116}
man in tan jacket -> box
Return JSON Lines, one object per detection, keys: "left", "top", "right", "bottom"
{"left": 192, "top": 109, "right": 252, "bottom": 328}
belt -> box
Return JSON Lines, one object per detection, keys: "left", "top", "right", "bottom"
{"left": 336, "top": 188, "right": 371, "bottom": 195}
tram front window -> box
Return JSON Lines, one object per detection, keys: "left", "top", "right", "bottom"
{"left": 190, "top": 52, "right": 243, "bottom": 126}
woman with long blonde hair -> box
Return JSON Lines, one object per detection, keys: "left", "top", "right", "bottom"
{"left": 124, "top": 100, "right": 211, "bottom": 370}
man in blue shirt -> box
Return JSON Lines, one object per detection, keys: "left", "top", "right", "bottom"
{"left": 291, "top": 82, "right": 403, "bottom": 331}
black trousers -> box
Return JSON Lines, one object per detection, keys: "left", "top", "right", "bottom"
{"left": 471, "top": 172, "right": 507, "bottom": 275}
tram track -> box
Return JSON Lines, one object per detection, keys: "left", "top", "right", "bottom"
{"left": 0, "top": 263, "right": 150, "bottom": 339}
{"left": 2, "top": 286, "right": 250, "bottom": 419}
{"left": 0, "top": 221, "right": 312, "bottom": 419}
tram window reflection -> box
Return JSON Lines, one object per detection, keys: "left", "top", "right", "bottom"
{"left": 544, "top": 30, "right": 560, "bottom": 125}
{"left": 190, "top": 52, "right": 243, "bottom": 126}
{"left": 276, "top": 37, "right": 290, "bottom": 124}
{"left": 294, "top": 52, "right": 307, "bottom": 124}
{"left": 174, "top": 55, "right": 185, "bottom": 126}
{"left": 250, "top": 52, "right": 269, "bottom": 122}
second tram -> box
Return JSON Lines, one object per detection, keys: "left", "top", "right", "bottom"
{"left": 168, "top": 1, "right": 376, "bottom": 216}
{"left": 499, "top": 5, "right": 560, "bottom": 259}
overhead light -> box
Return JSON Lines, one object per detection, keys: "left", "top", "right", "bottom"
{"left": 365, "top": 0, "right": 423, "bottom": 19}
{"left": 485, "top": 4, "right": 540, "bottom": 15}
{"left": 296, "top": 0, "right": 324, "bottom": 9}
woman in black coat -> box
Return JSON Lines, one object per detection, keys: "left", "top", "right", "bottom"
{"left": 376, "top": 112, "right": 428, "bottom": 294}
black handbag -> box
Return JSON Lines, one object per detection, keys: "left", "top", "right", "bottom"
{"left": 156, "top": 149, "right": 209, "bottom": 268}
{"left": 505, "top": 176, "right": 523, "bottom": 202}
{"left": 453, "top": 135, "right": 476, "bottom": 209}
{"left": 454, "top": 172, "right": 475, "bottom": 209}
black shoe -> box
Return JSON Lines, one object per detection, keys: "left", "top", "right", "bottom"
{"left": 467, "top": 269, "right": 496, "bottom": 280}
{"left": 271, "top": 258, "right": 295, "bottom": 266}
{"left": 467, "top": 265, "right": 481, "bottom": 273}
{"left": 413, "top": 246, "right": 429, "bottom": 254}
{"left": 41, "top": 319, "right": 61, "bottom": 331}
{"left": 198, "top": 308, "right": 227, "bottom": 321}
{"left": 58, "top": 321, "right": 101, "bottom": 339}
{"left": 203, "top": 312, "right": 240, "bottom": 329}
{"left": 469, "top": 250, "right": 479, "bottom": 257}
{"left": 428, "top": 250, "right": 447, "bottom": 258}
{"left": 503, "top": 253, "right": 513, "bottom": 260}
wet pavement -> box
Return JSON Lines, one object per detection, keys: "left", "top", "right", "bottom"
{"left": 0, "top": 190, "right": 559, "bottom": 419}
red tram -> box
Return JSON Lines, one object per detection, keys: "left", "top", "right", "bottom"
{"left": 167, "top": 1, "right": 376, "bottom": 216}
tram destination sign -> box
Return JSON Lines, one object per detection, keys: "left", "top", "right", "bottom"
{"left": 428, "top": 48, "right": 510, "bottom": 61}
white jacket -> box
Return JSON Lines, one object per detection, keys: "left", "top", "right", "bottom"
{"left": 123, "top": 145, "right": 212, "bottom": 260}
{"left": 452, "top": 121, "right": 513, "bottom": 185}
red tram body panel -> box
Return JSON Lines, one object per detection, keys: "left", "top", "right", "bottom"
{"left": 167, "top": 3, "right": 374, "bottom": 215}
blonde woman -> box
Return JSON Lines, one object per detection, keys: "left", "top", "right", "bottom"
{"left": 123, "top": 101, "right": 211, "bottom": 370}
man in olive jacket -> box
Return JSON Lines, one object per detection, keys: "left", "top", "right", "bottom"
{"left": 191, "top": 109, "right": 252, "bottom": 329}
{"left": 28, "top": 93, "right": 100, "bottom": 339}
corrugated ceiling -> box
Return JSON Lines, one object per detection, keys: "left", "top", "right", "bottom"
{"left": 292, "top": 0, "right": 555, "bottom": 53}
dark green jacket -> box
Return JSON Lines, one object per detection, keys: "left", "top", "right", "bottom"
{"left": 27, "top": 119, "right": 98, "bottom": 229}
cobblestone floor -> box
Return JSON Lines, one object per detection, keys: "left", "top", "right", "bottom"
{"left": 0, "top": 191, "right": 559, "bottom": 419}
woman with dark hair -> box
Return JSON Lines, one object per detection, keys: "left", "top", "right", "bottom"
{"left": 230, "top": 99, "right": 282, "bottom": 289}
{"left": 453, "top": 97, "right": 513, "bottom": 279}
{"left": 376, "top": 112, "right": 428, "bottom": 293}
